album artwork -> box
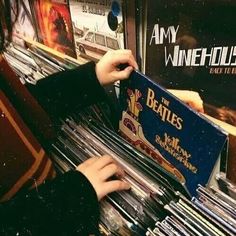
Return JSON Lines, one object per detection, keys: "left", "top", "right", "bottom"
{"left": 119, "top": 70, "right": 228, "bottom": 196}
{"left": 30, "top": 0, "right": 76, "bottom": 58}
{"left": 143, "top": 0, "right": 236, "bottom": 184}
{"left": 10, "top": 0, "right": 37, "bottom": 46}
{"left": 69, "top": 0, "right": 124, "bottom": 61}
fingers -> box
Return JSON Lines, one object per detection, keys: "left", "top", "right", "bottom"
{"left": 77, "top": 155, "right": 115, "bottom": 169}
{"left": 92, "top": 155, "right": 115, "bottom": 170}
{"left": 76, "top": 155, "right": 130, "bottom": 200}
{"left": 95, "top": 49, "right": 138, "bottom": 85}
{"left": 80, "top": 156, "right": 99, "bottom": 166}
{"left": 76, "top": 156, "right": 99, "bottom": 171}
{"left": 110, "top": 49, "right": 139, "bottom": 70}
{"left": 102, "top": 180, "right": 131, "bottom": 195}
{"left": 81, "top": 155, "right": 124, "bottom": 179}
{"left": 111, "top": 66, "right": 134, "bottom": 81}
{"left": 99, "top": 163, "right": 124, "bottom": 180}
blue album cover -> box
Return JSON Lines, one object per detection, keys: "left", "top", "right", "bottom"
{"left": 119, "top": 70, "right": 228, "bottom": 196}
{"left": 142, "top": 0, "right": 236, "bottom": 184}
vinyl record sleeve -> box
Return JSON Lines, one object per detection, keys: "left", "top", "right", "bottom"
{"left": 30, "top": 0, "right": 77, "bottom": 58}
{"left": 165, "top": 216, "right": 195, "bottom": 236}
{"left": 192, "top": 197, "right": 235, "bottom": 235}
{"left": 10, "top": 0, "right": 37, "bottom": 46}
{"left": 69, "top": 0, "right": 125, "bottom": 61}
{"left": 119, "top": 70, "right": 228, "bottom": 196}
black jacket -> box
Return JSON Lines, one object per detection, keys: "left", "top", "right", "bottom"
{"left": 0, "top": 61, "right": 107, "bottom": 235}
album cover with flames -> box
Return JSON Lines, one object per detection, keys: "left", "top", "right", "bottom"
{"left": 30, "top": 0, "right": 76, "bottom": 58}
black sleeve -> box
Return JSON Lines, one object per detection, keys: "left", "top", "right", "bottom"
{"left": 0, "top": 170, "right": 100, "bottom": 236}
{"left": 26, "top": 61, "right": 107, "bottom": 120}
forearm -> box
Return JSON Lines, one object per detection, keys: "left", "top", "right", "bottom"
{"left": 26, "top": 61, "right": 107, "bottom": 120}
{"left": 0, "top": 170, "right": 100, "bottom": 235}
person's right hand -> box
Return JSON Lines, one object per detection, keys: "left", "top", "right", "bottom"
{"left": 95, "top": 49, "right": 138, "bottom": 85}
{"left": 76, "top": 155, "right": 130, "bottom": 201}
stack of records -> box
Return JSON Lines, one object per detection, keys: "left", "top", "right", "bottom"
{"left": 3, "top": 43, "right": 81, "bottom": 85}
{"left": 216, "top": 172, "right": 236, "bottom": 201}
{"left": 4, "top": 39, "right": 236, "bottom": 236}
{"left": 147, "top": 184, "right": 236, "bottom": 236}
{"left": 49, "top": 105, "right": 191, "bottom": 235}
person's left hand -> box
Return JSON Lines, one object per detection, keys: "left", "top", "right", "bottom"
{"left": 95, "top": 49, "right": 138, "bottom": 85}
{"left": 76, "top": 155, "right": 130, "bottom": 201}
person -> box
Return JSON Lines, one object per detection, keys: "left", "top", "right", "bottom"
{"left": 0, "top": 49, "right": 139, "bottom": 236}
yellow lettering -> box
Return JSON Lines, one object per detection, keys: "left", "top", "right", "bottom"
{"left": 145, "top": 88, "right": 184, "bottom": 130}
{"left": 176, "top": 117, "right": 183, "bottom": 130}
{"left": 146, "top": 88, "right": 155, "bottom": 108}
{"left": 153, "top": 100, "right": 159, "bottom": 112}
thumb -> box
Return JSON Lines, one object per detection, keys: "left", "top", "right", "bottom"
{"left": 112, "top": 66, "right": 133, "bottom": 81}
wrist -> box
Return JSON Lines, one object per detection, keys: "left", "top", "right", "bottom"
{"left": 95, "top": 61, "right": 106, "bottom": 85}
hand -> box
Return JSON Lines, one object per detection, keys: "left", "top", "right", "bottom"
{"left": 168, "top": 89, "right": 204, "bottom": 113}
{"left": 76, "top": 155, "right": 130, "bottom": 201}
{"left": 95, "top": 49, "right": 139, "bottom": 85}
